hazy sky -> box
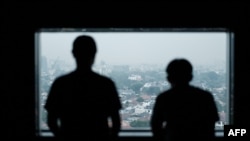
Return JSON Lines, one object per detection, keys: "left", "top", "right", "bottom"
{"left": 38, "top": 32, "right": 228, "bottom": 67}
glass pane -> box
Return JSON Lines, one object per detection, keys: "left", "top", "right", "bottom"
{"left": 36, "top": 29, "right": 230, "bottom": 134}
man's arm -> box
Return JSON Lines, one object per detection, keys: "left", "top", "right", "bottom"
{"left": 44, "top": 79, "right": 61, "bottom": 137}
{"left": 47, "top": 111, "right": 60, "bottom": 137}
{"left": 110, "top": 110, "right": 121, "bottom": 138}
{"left": 108, "top": 80, "right": 122, "bottom": 139}
{"left": 150, "top": 96, "right": 164, "bottom": 141}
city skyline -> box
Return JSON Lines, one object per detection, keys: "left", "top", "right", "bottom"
{"left": 39, "top": 58, "right": 228, "bottom": 130}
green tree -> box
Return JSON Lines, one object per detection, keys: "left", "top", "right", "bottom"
{"left": 130, "top": 120, "right": 149, "bottom": 127}
{"left": 131, "top": 82, "right": 144, "bottom": 94}
{"left": 109, "top": 71, "right": 129, "bottom": 89}
{"left": 137, "top": 97, "right": 144, "bottom": 102}
{"left": 143, "top": 86, "right": 161, "bottom": 95}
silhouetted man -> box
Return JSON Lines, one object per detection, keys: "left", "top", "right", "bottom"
{"left": 150, "top": 58, "right": 219, "bottom": 141}
{"left": 45, "top": 35, "right": 122, "bottom": 141}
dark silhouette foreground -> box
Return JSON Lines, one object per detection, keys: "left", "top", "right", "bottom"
{"left": 151, "top": 58, "right": 219, "bottom": 141}
{"left": 45, "top": 35, "right": 122, "bottom": 141}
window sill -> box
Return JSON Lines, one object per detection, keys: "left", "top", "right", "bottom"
{"left": 39, "top": 130, "right": 224, "bottom": 137}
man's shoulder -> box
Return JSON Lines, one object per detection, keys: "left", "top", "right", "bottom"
{"left": 188, "top": 86, "right": 215, "bottom": 100}
{"left": 158, "top": 85, "right": 212, "bottom": 97}
{"left": 53, "top": 71, "right": 115, "bottom": 85}
{"left": 54, "top": 72, "right": 74, "bottom": 81}
{"left": 92, "top": 71, "right": 113, "bottom": 82}
{"left": 156, "top": 89, "right": 172, "bottom": 99}
{"left": 191, "top": 86, "right": 212, "bottom": 95}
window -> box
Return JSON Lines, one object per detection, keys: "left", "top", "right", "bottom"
{"left": 35, "top": 28, "right": 233, "bottom": 137}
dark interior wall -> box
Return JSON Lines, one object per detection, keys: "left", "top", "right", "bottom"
{"left": 2, "top": 2, "right": 249, "bottom": 140}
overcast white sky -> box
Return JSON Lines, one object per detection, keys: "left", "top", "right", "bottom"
{"left": 38, "top": 32, "right": 228, "bottom": 68}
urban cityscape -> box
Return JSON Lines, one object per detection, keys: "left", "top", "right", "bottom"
{"left": 39, "top": 56, "right": 228, "bottom": 130}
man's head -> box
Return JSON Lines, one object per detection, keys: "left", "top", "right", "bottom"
{"left": 166, "top": 58, "right": 193, "bottom": 86}
{"left": 72, "top": 35, "right": 97, "bottom": 68}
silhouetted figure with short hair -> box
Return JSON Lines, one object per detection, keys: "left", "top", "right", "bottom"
{"left": 150, "top": 58, "right": 219, "bottom": 141}
{"left": 45, "top": 35, "right": 122, "bottom": 141}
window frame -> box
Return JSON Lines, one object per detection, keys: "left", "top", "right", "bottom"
{"left": 35, "top": 28, "right": 234, "bottom": 137}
